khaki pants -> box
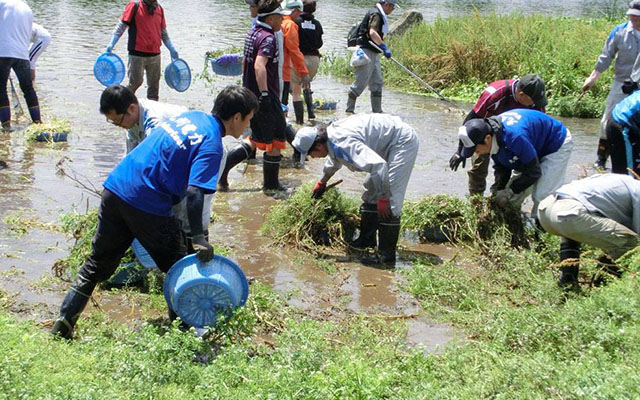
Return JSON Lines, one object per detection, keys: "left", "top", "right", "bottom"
{"left": 128, "top": 54, "right": 161, "bottom": 101}
{"left": 467, "top": 153, "right": 490, "bottom": 195}
{"left": 538, "top": 195, "right": 638, "bottom": 260}
{"left": 291, "top": 55, "right": 320, "bottom": 84}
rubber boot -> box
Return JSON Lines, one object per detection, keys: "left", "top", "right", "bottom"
{"left": 282, "top": 81, "right": 290, "bottom": 106}
{"left": 51, "top": 274, "right": 97, "bottom": 339}
{"left": 303, "top": 89, "right": 316, "bottom": 120}
{"left": 371, "top": 91, "right": 383, "bottom": 113}
{"left": 558, "top": 239, "right": 580, "bottom": 291}
{"left": 28, "top": 105, "right": 41, "bottom": 123}
{"left": 593, "top": 255, "right": 621, "bottom": 286}
{"left": 218, "top": 142, "right": 252, "bottom": 191}
{"left": 0, "top": 107, "right": 10, "bottom": 129}
{"left": 346, "top": 92, "right": 357, "bottom": 114}
{"left": 293, "top": 101, "right": 304, "bottom": 125}
{"left": 594, "top": 138, "right": 609, "bottom": 169}
{"left": 350, "top": 203, "right": 378, "bottom": 250}
{"left": 361, "top": 216, "right": 401, "bottom": 267}
{"left": 285, "top": 124, "right": 301, "bottom": 164}
{"left": 263, "top": 153, "right": 285, "bottom": 191}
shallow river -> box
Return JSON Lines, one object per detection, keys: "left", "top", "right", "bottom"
{"left": 0, "top": 0, "right": 620, "bottom": 350}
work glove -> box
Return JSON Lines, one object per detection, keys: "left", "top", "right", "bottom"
{"left": 192, "top": 234, "right": 214, "bottom": 262}
{"left": 106, "top": 45, "right": 113, "bottom": 53}
{"left": 379, "top": 43, "right": 392, "bottom": 59}
{"left": 106, "top": 34, "right": 119, "bottom": 53}
{"left": 623, "top": 80, "right": 639, "bottom": 94}
{"left": 449, "top": 152, "right": 466, "bottom": 171}
{"left": 377, "top": 197, "right": 392, "bottom": 220}
{"left": 311, "top": 181, "right": 327, "bottom": 199}
{"left": 493, "top": 188, "right": 514, "bottom": 208}
{"left": 170, "top": 49, "right": 179, "bottom": 60}
{"left": 301, "top": 75, "right": 311, "bottom": 85}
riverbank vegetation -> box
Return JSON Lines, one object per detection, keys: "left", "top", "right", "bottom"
{"left": 325, "top": 14, "right": 621, "bottom": 118}
{"left": 2, "top": 193, "right": 640, "bottom": 397}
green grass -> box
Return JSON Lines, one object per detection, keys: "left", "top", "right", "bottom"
{"left": 325, "top": 14, "right": 621, "bottom": 118}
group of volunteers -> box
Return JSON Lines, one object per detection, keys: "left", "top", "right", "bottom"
{"left": 2, "top": 0, "right": 640, "bottom": 338}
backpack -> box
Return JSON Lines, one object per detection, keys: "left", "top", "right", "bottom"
{"left": 346, "top": 22, "right": 361, "bottom": 48}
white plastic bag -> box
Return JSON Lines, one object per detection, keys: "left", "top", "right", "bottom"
{"left": 350, "top": 46, "right": 370, "bottom": 68}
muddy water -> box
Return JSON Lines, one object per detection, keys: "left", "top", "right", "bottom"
{"left": 0, "top": 0, "right": 614, "bottom": 349}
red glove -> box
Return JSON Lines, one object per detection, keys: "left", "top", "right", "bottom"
{"left": 311, "top": 181, "right": 327, "bottom": 199}
{"left": 377, "top": 198, "right": 392, "bottom": 220}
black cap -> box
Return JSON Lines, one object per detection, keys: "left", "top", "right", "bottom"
{"left": 517, "top": 74, "right": 547, "bottom": 109}
{"left": 459, "top": 119, "right": 491, "bottom": 158}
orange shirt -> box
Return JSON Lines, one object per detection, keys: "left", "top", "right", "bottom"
{"left": 281, "top": 15, "right": 308, "bottom": 81}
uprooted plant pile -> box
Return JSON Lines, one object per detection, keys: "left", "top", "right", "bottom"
{"left": 260, "top": 183, "right": 359, "bottom": 252}
{"left": 24, "top": 118, "right": 71, "bottom": 142}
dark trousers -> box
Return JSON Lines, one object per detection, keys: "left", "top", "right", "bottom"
{"left": 606, "top": 120, "right": 640, "bottom": 175}
{"left": 0, "top": 57, "right": 39, "bottom": 122}
{"left": 76, "top": 189, "right": 187, "bottom": 284}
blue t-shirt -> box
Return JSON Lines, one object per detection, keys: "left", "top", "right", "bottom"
{"left": 612, "top": 89, "right": 640, "bottom": 132}
{"left": 492, "top": 109, "right": 567, "bottom": 170}
{"left": 104, "top": 110, "right": 224, "bottom": 216}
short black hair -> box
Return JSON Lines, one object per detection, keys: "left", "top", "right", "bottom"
{"left": 99, "top": 85, "right": 138, "bottom": 115}
{"left": 302, "top": 0, "right": 316, "bottom": 13}
{"left": 309, "top": 125, "right": 328, "bottom": 152}
{"left": 211, "top": 85, "right": 259, "bottom": 121}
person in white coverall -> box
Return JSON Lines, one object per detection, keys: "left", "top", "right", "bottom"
{"left": 99, "top": 85, "right": 222, "bottom": 253}
{"left": 292, "top": 113, "right": 419, "bottom": 266}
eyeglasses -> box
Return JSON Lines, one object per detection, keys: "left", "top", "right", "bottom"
{"left": 106, "top": 112, "right": 126, "bottom": 126}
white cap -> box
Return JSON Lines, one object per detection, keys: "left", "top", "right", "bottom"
{"left": 291, "top": 127, "right": 318, "bottom": 166}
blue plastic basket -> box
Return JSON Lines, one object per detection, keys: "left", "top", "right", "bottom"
{"left": 163, "top": 254, "right": 249, "bottom": 328}
{"left": 210, "top": 54, "right": 243, "bottom": 76}
{"left": 93, "top": 53, "right": 125, "bottom": 86}
{"left": 131, "top": 239, "right": 158, "bottom": 269}
{"left": 164, "top": 58, "right": 191, "bottom": 92}
{"left": 34, "top": 131, "right": 68, "bottom": 142}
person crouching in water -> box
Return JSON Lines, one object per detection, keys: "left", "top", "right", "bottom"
{"left": 292, "top": 113, "right": 419, "bottom": 266}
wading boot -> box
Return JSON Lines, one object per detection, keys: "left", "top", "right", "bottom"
{"left": 282, "top": 81, "right": 290, "bottom": 106}
{"left": 594, "top": 138, "right": 609, "bottom": 170}
{"left": 558, "top": 239, "right": 580, "bottom": 291}
{"left": 293, "top": 101, "right": 304, "bottom": 125}
{"left": 350, "top": 203, "right": 378, "bottom": 250}
{"left": 361, "top": 216, "right": 401, "bottom": 267}
{"left": 51, "top": 274, "right": 97, "bottom": 339}
{"left": 263, "top": 153, "right": 285, "bottom": 192}
{"left": 303, "top": 88, "right": 316, "bottom": 120}
{"left": 218, "top": 142, "right": 252, "bottom": 191}
{"left": 346, "top": 92, "right": 357, "bottom": 114}
{"left": 371, "top": 91, "right": 383, "bottom": 113}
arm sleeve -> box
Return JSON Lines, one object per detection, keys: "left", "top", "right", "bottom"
{"left": 492, "top": 161, "right": 512, "bottom": 192}
{"left": 186, "top": 185, "right": 206, "bottom": 237}
{"left": 510, "top": 157, "right": 542, "bottom": 194}
{"left": 285, "top": 25, "right": 308, "bottom": 77}
{"left": 321, "top": 157, "right": 341, "bottom": 182}
{"left": 594, "top": 28, "right": 619, "bottom": 73}
{"left": 29, "top": 23, "right": 51, "bottom": 69}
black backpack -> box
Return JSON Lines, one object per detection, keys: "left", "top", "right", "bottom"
{"left": 346, "top": 22, "right": 360, "bottom": 47}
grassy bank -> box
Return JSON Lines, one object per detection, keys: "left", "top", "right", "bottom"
{"left": 325, "top": 14, "right": 620, "bottom": 118}
{"left": 3, "top": 194, "right": 640, "bottom": 397}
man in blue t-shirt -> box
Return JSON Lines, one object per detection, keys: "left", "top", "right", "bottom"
{"left": 51, "top": 86, "right": 258, "bottom": 340}
{"left": 606, "top": 88, "right": 640, "bottom": 175}
{"left": 458, "top": 109, "right": 574, "bottom": 217}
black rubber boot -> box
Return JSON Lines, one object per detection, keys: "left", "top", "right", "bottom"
{"left": 293, "top": 101, "right": 304, "bottom": 125}
{"left": 284, "top": 124, "right": 301, "bottom": 164}
{"left": 350, "top": 203, "right": 378, "bottom": 250}
{"left": 594, "top": 138, "right": 609, "bottom": 169}
{"left": 371, "top": 91, "right": 383, "bottom": 113}
{"left": 303, "top": 89, "right": 316, "bottom": 120}
{"left": 361, "top": 216, "right": 401, "bottom": 267}
{"left": 558, "top": 239, "right": 580, "bottom": 290}
{"left": 282, "top": 81, "right": 290, "bottom": 106}
{"left": 218, "top": 142, "right": 252, "bottom": 191}
{"left": 593, "top": 255, "right": 621, "bottom": 286}
{"left": 346, "top": 92, "right": 357, "bottom": 114}
{"left": 263, "top": 153, "right": 285, "bottom": 191}
{"left": 51, "top": 274, "right": 97, "bottom": 339}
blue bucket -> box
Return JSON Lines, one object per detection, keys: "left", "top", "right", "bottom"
{"left": 164, "top": 58, "right": 191, "bottom": 92}
{"left": 210, "top": 54, "right": 243, "bottom": 76}
{"left": 93, "top": 53, "right": 125, "bottom": 86}
{"left": 163, "top": 254, "right": 249, "bottom": 328}
{"left": 131, "top": 239, "right": 158, "bottom": 269}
